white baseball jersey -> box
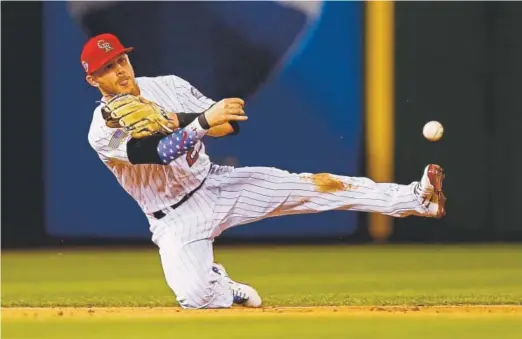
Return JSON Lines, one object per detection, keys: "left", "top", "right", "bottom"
{"left": 88, "top": 75, "right": 214, "bottom": 215}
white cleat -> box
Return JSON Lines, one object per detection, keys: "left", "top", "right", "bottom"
{"left": 416, "top": 164, "right": 447, "bottom": 218}
{"left": 212, "top": 263, "right": 263, "bottom": 308}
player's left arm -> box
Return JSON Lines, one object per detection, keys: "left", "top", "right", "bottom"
{"left": 127, "top": 115, "right": 209, "bottom": 165}
{"left": 127, "top": 98, "right": 246, "bottom": 165}
{"left": 168, "top": 76, "right": 240, "bottom": 137}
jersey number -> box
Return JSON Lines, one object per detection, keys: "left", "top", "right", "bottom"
{"left": 186, "top": 146, "right": 200, "bottom": 167}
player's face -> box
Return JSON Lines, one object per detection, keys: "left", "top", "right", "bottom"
{"left": 86, "top": 54, "right": 139, "bottom": 96}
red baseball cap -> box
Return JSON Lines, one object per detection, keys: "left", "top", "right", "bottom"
{"left": 80, "top": 33, "right": 134, "bottom": 75}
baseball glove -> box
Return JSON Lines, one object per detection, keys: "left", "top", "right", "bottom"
{"left": 101, "top": 94, "right": 175, "bottom": 138}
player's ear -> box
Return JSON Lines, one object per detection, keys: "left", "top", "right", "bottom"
{"left": 86, "top": 75, "right": 99, "bottom": 88}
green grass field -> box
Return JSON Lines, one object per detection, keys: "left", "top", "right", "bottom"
{"left": 2, "top": 244, "right": 522, "bottom": 338}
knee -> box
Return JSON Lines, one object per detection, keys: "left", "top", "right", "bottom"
{"left": 177, "top": 283, "right": 233, "bottom": 309}
{"left": 177, "top": 286, "right": 214, "bottom": 309}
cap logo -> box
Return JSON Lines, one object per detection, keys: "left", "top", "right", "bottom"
{"left": 82, "top": 61, "right": 89, "bottom": 72}
{"left": 97, "top": 40, "right": 113, "bottom": 52}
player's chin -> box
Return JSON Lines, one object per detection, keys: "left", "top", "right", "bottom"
{"left": 116, "top": 85, "right": 135, "bottom": 95}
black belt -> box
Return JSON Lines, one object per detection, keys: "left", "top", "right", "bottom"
{"left": 152, "top": 176, "right": 208, "bottom": 220}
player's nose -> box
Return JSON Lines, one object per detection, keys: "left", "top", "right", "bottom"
{"left": 115, "top": 63, "right": 126, "bottom": 74}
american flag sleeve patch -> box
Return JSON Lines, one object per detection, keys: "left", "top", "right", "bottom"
{"left": 108, "top": 129, "right": 129, "bottom": 149}
{"left": 157, "top": 118, "right": 208, "bottom": 164}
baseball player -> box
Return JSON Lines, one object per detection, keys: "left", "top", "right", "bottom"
{"left": 83, "top": 33, "right": 446, "bottom": 309}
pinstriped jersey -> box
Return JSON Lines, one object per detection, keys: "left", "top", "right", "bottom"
{"left": 88, "top": 75, "right": 215, "bottom": 214}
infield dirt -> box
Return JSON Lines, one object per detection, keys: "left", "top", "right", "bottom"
{"left": 3, "top": 305, "right": 521, "bottom": 320}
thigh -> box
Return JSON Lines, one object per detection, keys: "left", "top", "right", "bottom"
{"left": 209, "top": 166, "right": 313, "bottom": 233}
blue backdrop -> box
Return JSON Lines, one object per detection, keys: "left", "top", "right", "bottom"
{"left": 44, "top": 1, "right": 363, "bottom": 239}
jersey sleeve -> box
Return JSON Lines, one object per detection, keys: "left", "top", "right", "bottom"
{"left": 88, "top": 109, "right": 132, "bottom": 162}
{"left": 167, "top": 75, "right": 216, "bottom": 113}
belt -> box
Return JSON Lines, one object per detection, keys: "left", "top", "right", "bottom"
{"left": 152, "top": 176, "right": 208, "bottom": 220}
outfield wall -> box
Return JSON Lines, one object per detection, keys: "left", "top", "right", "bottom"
{"left": 3, "top": 2, "right": 522, "bottom": 247}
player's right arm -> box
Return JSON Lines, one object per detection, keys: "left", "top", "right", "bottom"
{"left": 164, "top": 75, "right": 243, "bottom": 137}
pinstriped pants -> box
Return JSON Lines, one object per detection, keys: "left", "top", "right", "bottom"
{"left": 151, "top": 164, "right": 428, "bottom": 309}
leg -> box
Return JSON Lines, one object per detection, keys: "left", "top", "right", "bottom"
{"left": 209, "top": 165, "right": 444, "bottom": 233}
{"left": 152, "top": 184, "right": 261, "bottom": 309}
{"left": 157, "top": 232, "right": 233, "bottom": 309}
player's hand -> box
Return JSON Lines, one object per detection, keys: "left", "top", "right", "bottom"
{"left": 203, "top": 98, "right": 247, "bottom": 127}
{"left": 207, "top": 122, "right": 236, "bottom": 137}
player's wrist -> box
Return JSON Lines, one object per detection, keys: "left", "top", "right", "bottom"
{"left": 197, "top": 113, "right": 211, "bottom": 130}
{"left": 186, "top": 117, "right": 209, "bottom": 139}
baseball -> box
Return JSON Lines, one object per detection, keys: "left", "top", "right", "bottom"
{"left": 423, "top": 121, "right": 444, "bottom": 141}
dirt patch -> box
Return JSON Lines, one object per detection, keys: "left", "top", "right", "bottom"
{"left": 309, "top": 173, "right": 356, "bottom": 193}
{"left": 3, "top": 306, "right": 521, "bottom": 320}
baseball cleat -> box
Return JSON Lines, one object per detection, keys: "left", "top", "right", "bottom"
{"left": 418, "top": 164, "right": 447, "bottom": 218}
{"left": 230, "top": 282, "right": 262, "bottom": 307}
{"left": 212, "top": 263, "right": 263, "bottom": 308}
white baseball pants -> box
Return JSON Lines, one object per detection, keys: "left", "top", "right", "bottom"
{"left": 150, "top": 164, "right": 428, "bottom": 309}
